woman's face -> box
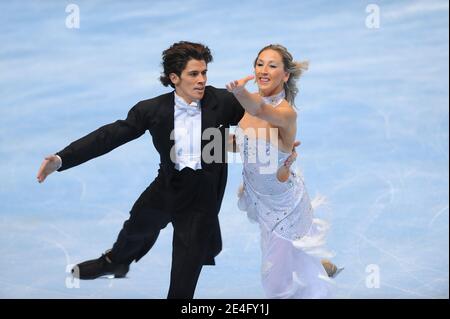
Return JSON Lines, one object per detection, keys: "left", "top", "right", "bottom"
{"left": 254, "top": 49, "right": 289, "bottom": 96}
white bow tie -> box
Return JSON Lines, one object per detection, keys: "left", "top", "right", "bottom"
{"left": 176, "top": 102, "right": 201, "bottom": 116}
{"left": 175, "top": 94, "right": 201, "bottom": 117}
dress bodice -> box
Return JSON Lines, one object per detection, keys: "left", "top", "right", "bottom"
{"left": 235, "top": 124, "right": 314, "bottom": 241}
{"left": 235, "top": 125, "right": 293, "bottom": 195}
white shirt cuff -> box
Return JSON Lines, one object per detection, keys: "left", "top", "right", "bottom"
{"left": 55, "top": 154, "right": 62, "bottom": 170}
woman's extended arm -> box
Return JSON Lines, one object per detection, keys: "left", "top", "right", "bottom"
{"left": 226, "top": 75, "right": 296, "bottom": 129}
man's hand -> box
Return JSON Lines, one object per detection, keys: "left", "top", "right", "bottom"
{"left": 284, "top": 140, "right": 301, "bottom": 168}
{"left": 37, "top": 155, "right": 61, "bottom": 183}
{"left": 226, "top": 75, "right": 255, "bottom": 95}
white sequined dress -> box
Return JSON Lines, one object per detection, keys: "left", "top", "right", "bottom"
{"left": 236, "top": 91, "right": 334, "bottom": 299}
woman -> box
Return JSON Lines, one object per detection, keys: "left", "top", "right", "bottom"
{"left": 227, "top": 44, "right": 341, "bottom": 298}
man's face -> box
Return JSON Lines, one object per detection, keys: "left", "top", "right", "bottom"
{"left": 170, "top": 59, "right": 207, "bottom": 104}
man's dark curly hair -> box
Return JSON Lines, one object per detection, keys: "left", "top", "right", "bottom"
{"left": 160, "top": 41, "right": 213, "bottom": 88}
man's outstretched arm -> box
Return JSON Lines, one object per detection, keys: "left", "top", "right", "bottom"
{"left": 37, "top": 102, "right": 147, "bottom": 183}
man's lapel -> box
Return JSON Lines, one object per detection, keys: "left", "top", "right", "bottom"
{"left": 154, "top": 91, "right": 175, "bottom": 168}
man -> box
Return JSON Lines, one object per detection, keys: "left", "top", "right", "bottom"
{"left": 37, "top": 41, "right": 297, "bottom": 298}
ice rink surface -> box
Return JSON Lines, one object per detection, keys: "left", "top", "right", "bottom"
{"left": 0, "top": 0, "right": 448, "bottom": 298}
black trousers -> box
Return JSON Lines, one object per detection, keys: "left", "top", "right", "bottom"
{"left": 109, "top": 169, "right": 218, "bottom": 299}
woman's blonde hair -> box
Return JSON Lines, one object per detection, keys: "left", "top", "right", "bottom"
{"left": 254, "top": 44, "right": 309, "bottom": 107}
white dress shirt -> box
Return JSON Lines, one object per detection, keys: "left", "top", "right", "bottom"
{"left": 173, "top": 92, "right": 202, "bottom": 171}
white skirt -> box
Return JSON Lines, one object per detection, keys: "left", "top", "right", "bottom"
{"left": 259, "top": 218, "right": 335, "bottom": 299}
{"left": 238, "top": 171, "right": 336, "bottom": 299}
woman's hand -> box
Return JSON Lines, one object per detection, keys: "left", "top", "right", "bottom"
{"left": 226, "top": 75, "right": 255, "bottom": 95}
{"left": 277, "top": 141, "right": 301, "bottom": 182}
{"left": 284, "top": 141, "right": 301, "bottom": 168}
